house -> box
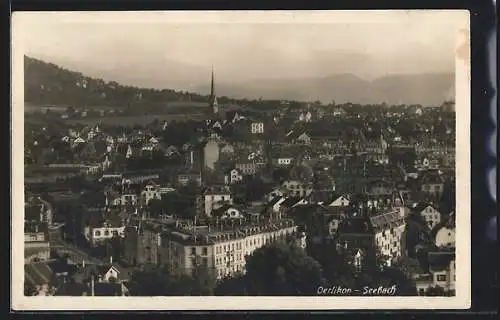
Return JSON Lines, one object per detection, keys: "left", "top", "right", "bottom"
{"left": 125, "top": 145, "right": 133, "bottom": 159}
{"left": 281, "top": 180, "right": 313, "bottom": 198}
{"left": 25, "top": 222, "right": 50, "bottom": 264}
{"left": 327, "top": 194, "right": 350, "bottom": 207}
{"left": 336, "top": 207, "right": 406, "bottom": 269}
{"left": 112, "top": 193, "right": 138, "bottom": 206}
{"left": 235, "top": 161, "right": 258, "bottom": 175}
{"left": 105, "top": 135, "right": 115, "bottom": 146}
{"left": 363, "top": 179, "right": 394, "bottom": 196}
{"left": 84, "top": 212, "right": 127, "bottom": 247}
{"left": 277, "top": 157, "right": 294, "bottom": 166}
{"left": 141, "top": 182, "right": 162, "bottom": 205}
{"left": 212, "top": 205, "right": 244, "bottom": 220}
{"left": 331, "top": 107, "right": 346, "bottom": 117}
{"left": 286, "top": 130, "right": 312, "bottom": 145}
{"left": 434, "top": 212, "right": 455, "bottom": 248}
{"left": 72, "top": 137, "right": 86, "bottom": 148}
{"left": 415, "top": 250, "right": 456, "bottom": 296}
{"left": 224, "top": 168, "right": 243, "bottom": 185}
{"left": 412, "top": 202, "right": 442, "bottom": 230}
{"left": 95, "top": 264, "right": 124, "bottom": 283}
{"left": 177, "top": 172, "right": 202, "bottom": 187}
{"left": 267, "top": 186, "right": 289, "bottom": 202}
{"left": 279, "top": 196, "right": 308, "bottom": 215}
{"left": 250, "top": 122, "right": 265, "bottom": 134}
{"left": 220, "top": 143, "right": 235, "bottom": 156}
{"left": 420, "top": 171, "right": 445, "bottom": 196}
{"left": 212, "top": 121, "right": 223, "bottom": 130}
{"left": 266, "top": 196, "right": 287, "bottom": 214}
{"left": 25, "top": 196, "right": 53, "bottom": 226}
{"left": 196, "top": 186, "right": 233, "bottom": 216}
{"left": 298, "top": 111, "right": 312, "bottom": 122}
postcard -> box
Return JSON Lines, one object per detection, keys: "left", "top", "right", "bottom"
{"left": 12, "top": 10, "right": 470, "bottom": 310}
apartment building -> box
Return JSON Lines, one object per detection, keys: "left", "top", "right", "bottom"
{"left": 129, "top": 219, "right": 298, "bottom": 280}
{"left": 336, "top": 207, "right": 406, "bottom": 269}
{"left": 160, "top": 219, "right": 298, "bottom": 279}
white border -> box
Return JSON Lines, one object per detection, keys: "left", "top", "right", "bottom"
{"left": 11, "top": 10, "right": 471, "bottom": 311}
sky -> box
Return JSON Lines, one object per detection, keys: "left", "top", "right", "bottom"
{"left": 16, "top": 11, "right": 468, "bottom": 83}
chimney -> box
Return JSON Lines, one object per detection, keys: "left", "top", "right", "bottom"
{"left": 110, "top": 256, "right": 113, "bottom": 265}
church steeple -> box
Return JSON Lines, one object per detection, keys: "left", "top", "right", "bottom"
{"left": 210, "top": 66, "right": 218, "bottom": 114}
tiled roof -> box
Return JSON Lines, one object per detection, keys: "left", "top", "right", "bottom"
{"left": 369, "top": 210, "right": 404, "bottom": 232}
{"left": 280, "top": 196, "right": 303, "bottom": 208}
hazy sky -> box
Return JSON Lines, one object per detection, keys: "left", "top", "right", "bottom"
{"left": 16, "top": 11, "right": 467, "bottom": 83}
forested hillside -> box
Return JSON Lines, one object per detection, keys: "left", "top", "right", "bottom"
{"left": 24, "top": 56, "right": 218, "bottom": 108}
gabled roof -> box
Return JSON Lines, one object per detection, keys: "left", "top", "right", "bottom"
{"left": 428, "top": 250, "right": 455, "bottom": 272}
{"left": 411, "top": 202, "right": 439, "bottom": 214}
{"left": 280, "top": 196, "right": 303, "bottom": 208}
{"left": 96, "top": 264, "right": 121, "bottom": 276}
{"left": 268, "top": 196, "right": 285, "bottom": 207}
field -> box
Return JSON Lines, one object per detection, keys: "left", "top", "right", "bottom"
{"left": 24, "top": 99, "right": 273, "bottom": 126}
{"left": 65, "top": 113, "right": 208, "bottom": 126}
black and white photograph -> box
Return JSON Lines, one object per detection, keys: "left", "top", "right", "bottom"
{"left": 11, "top": 10, "right": 471, "bottom": 310}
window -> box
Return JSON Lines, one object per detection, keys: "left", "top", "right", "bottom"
{"left": 202, "top": 247, "right": 208, "bottom": 255}
{"left": 202, "top": 258, "right": 208, "bottom": 266}
{"left": 437, "top": 274, "right": 447, "bottom": 282}
{"left": 104, "top": 230, "right": 109, "bottom": 236}
{"left": 418, "top": 288, "right": 425, "bottom": 296}
{"left": 95, "top": 230, "right": 101, "bottom": 237}
{"left": 191, "top": 247, "right": 196, "bottom": 255}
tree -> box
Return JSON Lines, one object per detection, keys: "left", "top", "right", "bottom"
{"left": 128, "top": 267, "right": 170, "bottom": 296}
{"left": 215, "top": 273, "right": 247, "bottom": 296}
{"left": 425, "top": 286, "right": 447, "bottom": 296}
{"left": 24, "top": 283, "right": 39, "bottom": 296}
{"left": 244, "top": 242, "right": 325, "bottom": 295}
{"left": 128, "top": 265, "right": 216, "bottom": 296}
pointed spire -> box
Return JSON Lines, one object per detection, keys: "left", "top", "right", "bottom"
{"left": 210, "top": 65, "right": 218, "bottom": 114}
{"left": 211, "top": 65, "right": 215, "bottom": 97}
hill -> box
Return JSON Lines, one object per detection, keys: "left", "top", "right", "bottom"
{"left": 24, "top": 56, "right": 216, "bottom": 109}
{"left": 24, "top": 56, "right": 454, "bottom": 108}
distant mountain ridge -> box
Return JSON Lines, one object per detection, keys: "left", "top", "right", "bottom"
{"left": 204, "top": 73, "right": 454, "bottom": 106}
{"left": 24, "top": 55, "right": 454, "bottom": 107}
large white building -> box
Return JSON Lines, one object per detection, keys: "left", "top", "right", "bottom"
{"left": 250, "top": 122, "right": 265, "bottom": 134}
{"left": 131, "top": 219, "right": 298, "bottom": 280}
